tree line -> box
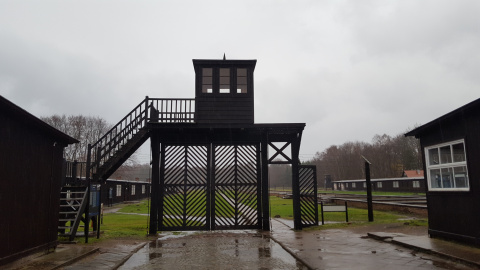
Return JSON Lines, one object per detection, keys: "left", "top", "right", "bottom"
{"left": 305, "top": 130, "right": 422, "bottom": 186}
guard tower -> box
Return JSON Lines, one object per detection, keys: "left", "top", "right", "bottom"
{"left": 194, "top": 59, "right": 256, "bottom": 124}
{"left": 86, "top": 57, "right": 317, "bottom": 235}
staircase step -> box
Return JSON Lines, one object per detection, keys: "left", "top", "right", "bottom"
{"left": 59, "top": 211, "right": 80, "bottom": 215}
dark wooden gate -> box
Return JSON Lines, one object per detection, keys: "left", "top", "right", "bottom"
{"left": 212, "top": 144, "right": 261, "bottom": 229}
{"left": 159, "top": 144, "right": 210, "bottom": 231}
{"left": 298, "top": 165, "right": 318, "bottom": 228}
{"left": 158, "top": 143, "right": 261, "bottom": 231}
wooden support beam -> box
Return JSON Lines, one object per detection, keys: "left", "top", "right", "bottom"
{"left": 261, "top": 133, "right": 270, "bottom": 230}
{"left": 291, "top": 133, "right": 302, "bottom": 230}
{"left": 149, "top": 134, "right": 160, "bottom": 235}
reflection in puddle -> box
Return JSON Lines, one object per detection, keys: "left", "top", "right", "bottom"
{"left": 119, "top": 231, "right": 307, "bottom": 269}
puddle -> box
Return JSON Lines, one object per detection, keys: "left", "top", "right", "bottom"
{"left": 119, "top": 231, "right": 308, "bottom": 269}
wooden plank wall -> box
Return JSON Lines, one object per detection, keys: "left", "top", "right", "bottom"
{"left": 196, "top": 97, "right": 254, "bottom": 124}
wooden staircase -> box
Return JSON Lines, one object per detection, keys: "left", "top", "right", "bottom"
{"left": 87, "top": 97, "right": 195, "bottom": 182}
{"left": 88, "top": 98, "right": 151, "bottom": 182}
{"left": 57, "top": 186, "right": 88, "bottom": 241}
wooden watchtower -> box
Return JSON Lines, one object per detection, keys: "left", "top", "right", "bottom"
{"left": 86, "top": 57, "right": 317, "bottom": 235}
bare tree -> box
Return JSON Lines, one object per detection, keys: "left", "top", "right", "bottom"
{"left": 41, "top": 114, "right": 111, "bottom": 161}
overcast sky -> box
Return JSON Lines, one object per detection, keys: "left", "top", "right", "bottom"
{"left": 1, "top": 0, "right": 479, "bottom": 163}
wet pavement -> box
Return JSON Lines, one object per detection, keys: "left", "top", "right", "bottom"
{"left": 5, "top": 218, "right": 480, "bottom": 270}
{"left": 270, "top": 219, "right": 477, "bottom": 270}
{"left": 119, "top": 231, "right": 307, "bottom": 270}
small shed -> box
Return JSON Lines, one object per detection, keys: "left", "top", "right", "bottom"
{"left": 0, "top": 96, "right": 78, "bottom": 265}
{"left": 406, "top": 98, "right": 480, "bottom": 245}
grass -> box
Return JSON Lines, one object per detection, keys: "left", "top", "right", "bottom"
{"left": 68, "top": 193, "right": 427, "bottom": 244}
{"left": 269, "top": 196, "right": 426, "bottom": 229}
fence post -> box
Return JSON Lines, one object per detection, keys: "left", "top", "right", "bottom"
{"left": 345, "top": 201, "right": 349, "bottom": 223}
{"left": 362, "top": 155, "right": 374, "bottom": 222}
{"left": 321, "top": 202, "right": 324, "bottom": 225}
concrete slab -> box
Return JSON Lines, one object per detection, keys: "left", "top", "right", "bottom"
{"left": 6, "top": 245, "right": 98, "bottom": 270}
{"left": 270, "top": 219, "right": 476, "bottom": 270}
{"left": 391, "top": 235, "right": 480, "bottom": 268}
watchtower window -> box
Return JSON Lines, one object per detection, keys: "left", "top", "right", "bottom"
{"left": 202, "top": 68, "right": 213, "bottom": 93}
{"left": 237, "top": 68, "right": 247, "bottom": 93}
{"left": 219, "top": 68, "right": 230, "bottom": 93}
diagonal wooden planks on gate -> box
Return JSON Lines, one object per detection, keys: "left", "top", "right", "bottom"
{"left": 213, "top": 144, "right": 261, "bottom": 230}
{"left": 159, "top": 144, "right": 210, "bottom": 231}
{"left": 158, "top": 143, "right": 261, "bottom": 231}
{"left": 298, "top": 165, "right": 318, "bottom": 228}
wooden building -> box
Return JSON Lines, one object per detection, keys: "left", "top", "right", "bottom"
{"left": 102, "top": 179, "right": 151, "bottom": 205}
{"left": 406, "top": 98, "right": 480, "bottom": 245}
{"left": 333, "top": 176, "right": 425, "bottom": 193}
{"left": 0, "top": 96, "right": 78, "bottom": 265}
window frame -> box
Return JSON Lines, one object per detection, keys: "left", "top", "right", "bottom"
{"left": 413, "top": 181, "right": 420, "bottom": 188}
{"left": 377, "top": 182, "right": 382, "bottom": 188}
{"left": 425, "top": 139, "right": 469, "bottom": 192}
{"left": 393, "top": 181, "right": 399, "bottom": 188}
{"left": 131, "top": 185, "right": 136, "bottom": 195}
{"left": 116, "top": 185, "right": 122, "bottom": 197}
{"left": 198, "top": 67, "right": 251, "bottom": 96}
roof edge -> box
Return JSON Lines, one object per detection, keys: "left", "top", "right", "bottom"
{"left": 0, "top": 95, "right": 79, "bottom": 144}
{"left": 405, "top": 97, "right": 480, "bottom": 137}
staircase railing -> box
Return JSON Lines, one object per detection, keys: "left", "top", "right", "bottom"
{"left": 148, "top": 98, "right": 195, "bottom": 123}
{"left": 87, "top": 97, "right": 196, "bottom": 181}
{"left": 88, "top": 97, "right": 150, "bottom": 180}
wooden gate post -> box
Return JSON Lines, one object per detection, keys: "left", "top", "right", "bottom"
{"left": 149, "top": 133, "right": 160, "bottom": 235}
{"left": 291, "top": 132, "right": 303, "bottom": 230}
{"left": 261, "top": 133, "right": 270, "bottom": 230}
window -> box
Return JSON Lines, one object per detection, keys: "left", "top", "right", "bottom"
{"left": 377, "top": 182, "right": 382, "bottom": 188}
{"left": 142, "top": 185, "right": 146, "bottom": 194}
{"left": 237, "top": 68, "right": 247, "bottom": 93}
{"left": 363, "top": 182, "right": 366, "bottom": 188}
{"left": 346, "top": 183, "right": 349, "bottom": 188}
{"left": 352, "top": 183, "right": 356, "bottom": 188}
{"left": 202, "top": 68, "right": 213, "bottom": 93}
{"left": 426, "top": 140, "right": 469, "bottom": 191}
{"left": 219, "top": 68, "right": 230, "bottom": 93}
{"left": 413, "top": 181, "right": 420, "bottom": 188}
{"left": 393, "top": 181, "right": 399, "bottom": 188}
{"left": 116, "top": 185, "right": 122, "bottom": 196}
{"left": 131, "top": 185, "right": 136, "bottom": 195}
